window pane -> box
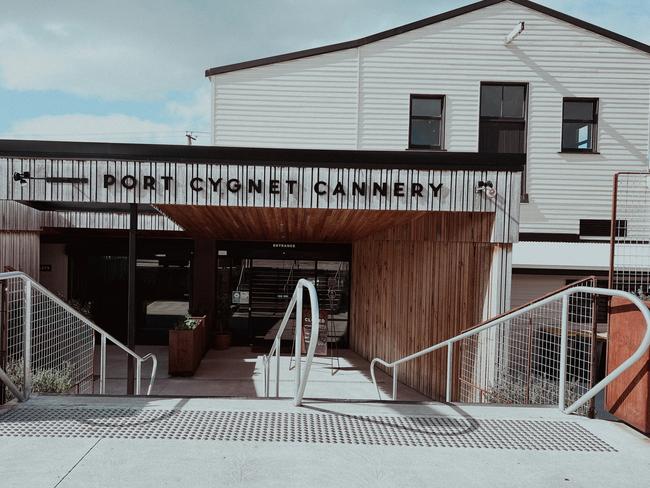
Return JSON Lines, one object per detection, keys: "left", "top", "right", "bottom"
{"left": 502, "top": 85, "right": 525, "bottom": 118}
{"left": 410, "top": 119, "right": 441, "bottom": 147}
{"left": 562, "top": 122, "right": 593, "bottom": 150}
{"left": 411, "top": 97, "right": 442, "bottom": 117}
{"left": 479, "top": 121, "right": 525, "bottom": 153}
{"left": 564, "top": 101, "right": 595, "bottom": 121}
{"left": 480, "top": 85, "right": 502, "bottom": 117}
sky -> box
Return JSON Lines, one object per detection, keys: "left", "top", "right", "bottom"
{"left": 0, "top": 0, "right": 648, "bottom": 146}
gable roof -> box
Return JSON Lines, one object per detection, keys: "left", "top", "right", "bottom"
{"left": 205, "top": 0, "right": 650, "bottom": 77}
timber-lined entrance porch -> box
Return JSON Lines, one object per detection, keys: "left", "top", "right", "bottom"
{"left": 0, "top": 140, "right": 524, "bottom": 401}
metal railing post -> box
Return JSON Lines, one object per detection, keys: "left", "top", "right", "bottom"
{"left": 275, "top": 338, "right": 280, "bottom": 397}
{"left": 446, "top": 343, "right": 453, "bottom": 403}
{"left": 295, "top": 289, "right": 303, "bottom": 400}
{"left": 558, "top": 295, "right": 569, "bottom": 411}
{"left": 135, "top": 359, "right": 142, "bottom": 395}
{"left": 100, "top": 334, "right": 107, "bottom": 394}
{"left": 392, "top": 365, "right": 398, "bottom": 400}
{"left": 23, "top": 279, "right": 32, "bottom": 399}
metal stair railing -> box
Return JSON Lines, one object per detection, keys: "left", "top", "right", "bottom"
{"left": 0, "top": 271, "right": 157, "bottom": 401}
{"left": 262, "top": 278, "right": 319, "bottom": 406}
{"left": 370, "top": 286, "right": 650, "bottom": 415}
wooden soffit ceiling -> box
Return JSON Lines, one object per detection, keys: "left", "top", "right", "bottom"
{"left": 156, "top": 205, "right": 429, "bottom": 242}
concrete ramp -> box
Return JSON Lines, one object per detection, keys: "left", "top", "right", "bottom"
{"left": 1, "top": 396, "right": 648, "bottom": 487}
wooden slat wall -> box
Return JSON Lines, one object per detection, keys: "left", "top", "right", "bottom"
{"left": 0, "top": 231, "right": 40, "bottom": 279}
{"left": 350, "top": 212, "right": 511, "bottom": 400}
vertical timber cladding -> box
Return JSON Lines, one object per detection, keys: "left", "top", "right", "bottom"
{"left": 1, "top": 157, "right": 519, "bottom": 243}
{"left": 350, "top": 213, "right": 513, "bottom": 401}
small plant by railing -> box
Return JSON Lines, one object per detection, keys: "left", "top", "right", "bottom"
{"left": 5, "top": 359, "right": 75, "bottom": 400}
{"left": 483, "top": 368, "right": 586, "bottom": 408}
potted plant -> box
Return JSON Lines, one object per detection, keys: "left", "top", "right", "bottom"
{"left": 606, "top": 288, "right": 650, "bottom": 433}
{"left": 213, "top": 295, "right": 232, "bottom": 350}
{"left": 168, "top": 314, "right": 206, "bottom": 376}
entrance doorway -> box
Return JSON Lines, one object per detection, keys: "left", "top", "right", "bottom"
{"left": 215, "top": 242, "right": 351, "bottom": 351}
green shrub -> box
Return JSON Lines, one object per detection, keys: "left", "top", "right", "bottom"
{"left": 174, "top": 314, "right": 199, "bottom": 331}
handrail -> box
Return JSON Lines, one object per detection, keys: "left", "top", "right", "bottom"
{"left": 262, "top": 278, "right": 319, "bottom": 406}
{"left": 458, "top": 276, "right": 597, "bottom": 335}
{"left": 0, "top": 271, "right": 157, "bottom": 399}
{"left": 370, "top": 286, "right": 650, "bottom": 416}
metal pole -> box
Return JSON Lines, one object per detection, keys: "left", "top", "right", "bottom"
{"left": 0, "top": 279, "right": 8, "bottom": 405}
{"left": 23, "top": 280, "right": 32, "bottom": 399}
{"left": 135, "top": 360, "right": 142, "bottom": 395}
{"left": 446, "top": 344, "right": 453, "bottom": 403}
{"left": 100, "top": 334, "right": 106, "bottom": 394}
{"left": 275, "top": 337, "right": 280, "bottom": 397}
{"left": 558, "top": 295, "right": 569, "bottom": 411}
{"left": 295, "top": 289, "right": 302, "bottom": 400}
{"left": 126, "top": 203, "right": 137, "bottom": 395}
{"left": 392, "top": 365, "right": 398, "bottom": 400}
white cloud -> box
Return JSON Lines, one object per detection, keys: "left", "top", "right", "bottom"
{"left": 2, "top": 113, "right": 193, "bottom": 145}
{"left": 165, "top": 84, "right": 211, "bottom": 130}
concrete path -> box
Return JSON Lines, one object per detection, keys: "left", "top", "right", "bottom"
{"left": 95, "top": 345, "right": 429, "bottom": 401}
{"left": 1, "top": 395, "right": 649, "bottom": 488}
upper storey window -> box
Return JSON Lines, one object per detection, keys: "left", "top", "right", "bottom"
{"left": 479, "top": 83, "right": 527, "bottom": 153}
{"left": 409, "top": 95, "right": 444, "bottom": 150}
{"left": 562, "top": 98, "right": 598, "bottom": 152}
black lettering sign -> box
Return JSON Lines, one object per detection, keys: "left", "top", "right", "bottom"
{"left": 190, "top": 177, "right": 203, "bottom": 191}
{"left": 121, "top": 175, "right": 137, "bottom": 189}
{"left": 227, "top": 179, "right": 241, "bottom": 193}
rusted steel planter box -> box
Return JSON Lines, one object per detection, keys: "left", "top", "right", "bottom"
{"left": 606, "top": 297, "right": 650, "bottom": 433}
{"left": 168, "top": 316, "right": 206, "bottom": 376}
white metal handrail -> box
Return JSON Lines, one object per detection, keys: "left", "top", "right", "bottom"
{"left": 0, "top": 271, "right": 158, "bottom": 400}
{"left": 370, "top": 286, "right": 650, "bottom": 415}
{"left": 262, "top": 278, "right": 319, "bottom": 406}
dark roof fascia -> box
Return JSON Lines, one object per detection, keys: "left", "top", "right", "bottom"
{"left": 205, "top": 0, "right": 650, "bottom": 77}
{"left": 0, "top": 139, "right": 524, "bottom": 172}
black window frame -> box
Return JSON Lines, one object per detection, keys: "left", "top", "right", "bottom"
{"left": 478, "top": 82, "right": 528, "bottom": 154}
{"left": 408, "top": 94, "right": 445, "bottom": 150}
{"left": 561, "top": 98, "right": 599, "bottom": 153}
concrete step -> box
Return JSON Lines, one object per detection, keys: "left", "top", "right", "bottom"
{"left": 1, "top": 395, "right": 649, "bottom": 487}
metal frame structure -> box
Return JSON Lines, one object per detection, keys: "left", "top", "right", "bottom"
{"left": 609, "top": 171, "right": 650, "bottom": 294}
{"left": 370, "top": 286, "right": 650, "bottom": 416}
{"left": 0, "top": 271, "right": 157, "bottom": 401}
{"left": 262, "top": 278, "right": 320, "bottom": 406}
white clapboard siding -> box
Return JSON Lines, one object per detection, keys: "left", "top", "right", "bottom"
{"left": 212, "top": 49, "right": 359, "bottom": 149}
{"left": 209, "top": 1, "right": 650, "bottom": 235}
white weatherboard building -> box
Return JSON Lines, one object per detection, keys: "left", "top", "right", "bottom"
{"left": 206, "top": 0, "right": 650, "bottom": 306}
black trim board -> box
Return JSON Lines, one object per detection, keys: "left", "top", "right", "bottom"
{"left": 0, "top": 139, "right": 525, "bottom": 171}
{"left": 205, "top": 0, "right": 650, "bottom": 77}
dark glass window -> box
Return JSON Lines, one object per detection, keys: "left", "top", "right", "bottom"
{"left": 562, "top": 99, "right": 598, "bottom": 152}
{"left": 409, "top": 95, "right": 444, "bottom": 149}
{"left": 479, "top": 83, "right": 527, "bottom": 153}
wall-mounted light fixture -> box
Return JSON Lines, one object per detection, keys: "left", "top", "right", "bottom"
{"left": 475, "top": 180, "right": 497, "bottom": 198}
{"left": 13, "top": 171, "right": 89, "bottom": 185}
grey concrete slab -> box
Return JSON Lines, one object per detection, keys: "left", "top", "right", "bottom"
{"left": 95, "top": 345, "right": 429, "bottom": 401}
{"left": 2, "top": 396, "right": 649, "bottom": 488}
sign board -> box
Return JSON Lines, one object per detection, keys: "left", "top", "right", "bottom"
{"left": 231, "top": 290, "right": 249, "bottom": 305}
{"left": 302, "top": 308, "right": 329, "bottom": 356}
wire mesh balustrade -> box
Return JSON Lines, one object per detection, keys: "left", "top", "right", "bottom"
{"left": 458, "top": 277, "right": 598, "bottom": 416}
{"left": 610, "top": 172, "right": 650, "bottom": 296}
{"left": 1, "top": 271, "right": 157, "bottom": 403}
